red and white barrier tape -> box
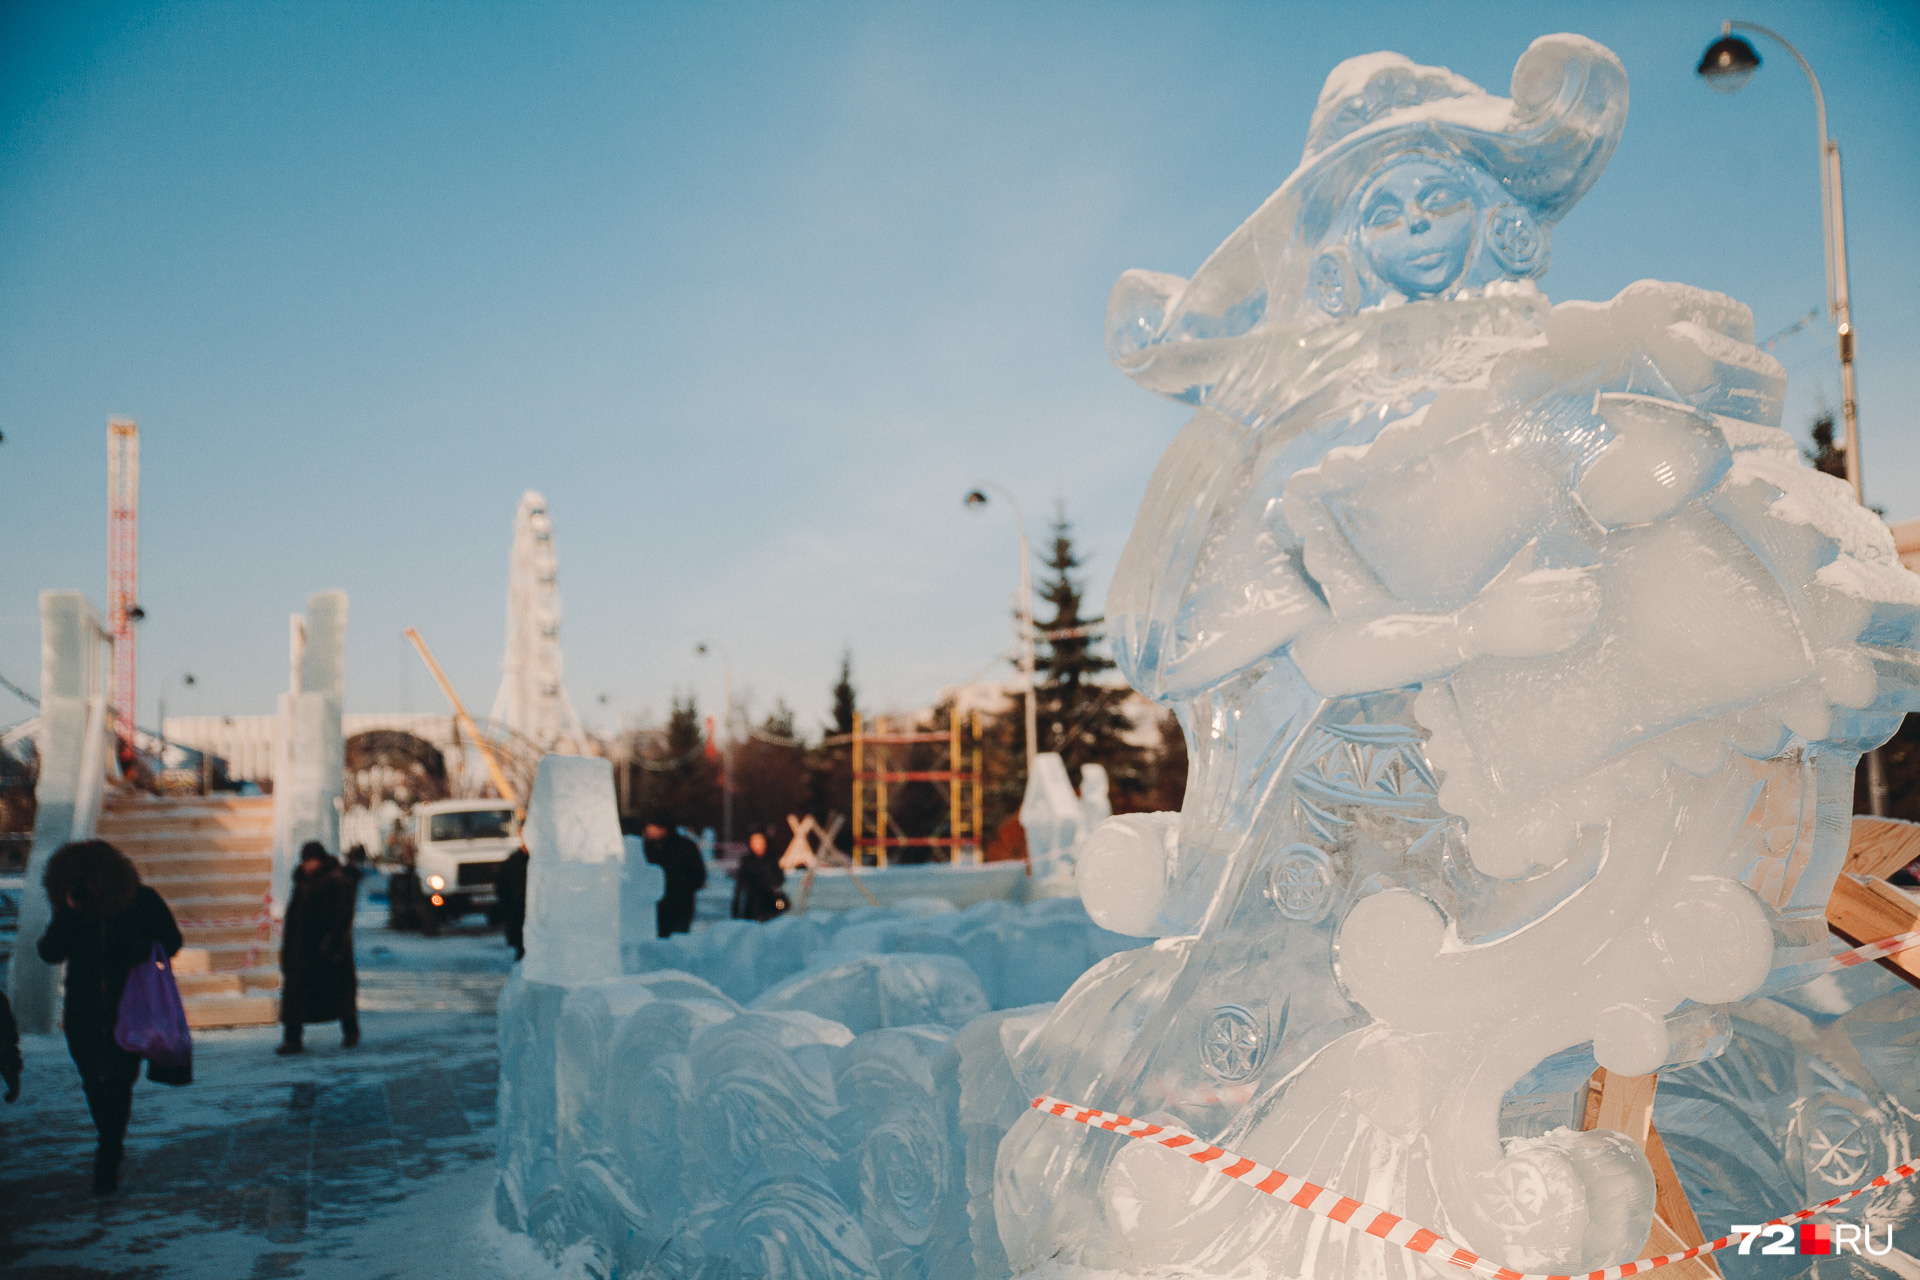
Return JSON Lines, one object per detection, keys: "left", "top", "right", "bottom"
{"left": 1832, "top": 928, "right": 1920, "bottom": 970}
{"left": 1031, "top": 1096, "right": 1916, "bottom": 1279}
{"left": 174, "top": 891, "right": 275, "bottom": 970}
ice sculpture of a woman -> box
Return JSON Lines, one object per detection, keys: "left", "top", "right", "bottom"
{"left": 995, "top": 34, "right": 1920, "bottom": 1279}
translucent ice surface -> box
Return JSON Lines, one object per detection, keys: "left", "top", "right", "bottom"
{"left": 620, "top": 834, "right": 666, "bottom": 950}
{"left": 997, "top": 31, "right": 1920, "bottom": 1280}
{"left": 521, "top": 755, "right": 624, "bottom": 987}
{"left": 495, "top": 895, "right": 1135, "bottom": 1277}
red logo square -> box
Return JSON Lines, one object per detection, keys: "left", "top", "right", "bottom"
{"left": 1799, "top": 1224, "right": 1831, "bottom": 1255}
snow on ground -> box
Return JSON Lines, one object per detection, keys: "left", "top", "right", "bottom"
{"left": 0, "top": 881, "right": 575, "bottom": 1280}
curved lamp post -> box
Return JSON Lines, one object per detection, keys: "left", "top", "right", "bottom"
{"left": 1700, "top": 21, "right": 1883, "bottom": 815}
{"left": 964, "top": 484, "right": 1037, "bottom": 772}
{"left": 1698, "top": 21, "right": 1861, "bottom": 504}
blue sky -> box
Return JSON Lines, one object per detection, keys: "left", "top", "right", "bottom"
{"left": 3, "top": 0, "right": 1917, "bottom": 734}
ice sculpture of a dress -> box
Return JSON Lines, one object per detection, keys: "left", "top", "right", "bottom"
{"left": 995, "top": 34, "right": 1920, "bottom": 1279}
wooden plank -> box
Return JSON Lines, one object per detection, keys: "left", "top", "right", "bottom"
{"left": 1826, "top": 873, "right": 1920, "bottom": 991}
{"left": 1846, "top": 816, "right": 1920, "bottom": 881}
{"left": 1645, "top": 1123, "right": 1721, "bottom": 1277}
{"left": 1587, "top": 1068, "right": 1658, "bottom": 1145}
{"left": 1580, "top": 1071, "right": 1722, "bottom": 1278}
{"left": 1646, "top": 1211, "right": 1723, "bottom": 1279}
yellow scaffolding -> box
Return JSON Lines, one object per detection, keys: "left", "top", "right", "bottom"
{"left": 851, "top": 711, "right": 984, "bottom": 868}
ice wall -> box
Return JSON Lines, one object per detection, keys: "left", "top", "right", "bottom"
{"left": 521, "top": 754, "right": 624, "bottom": 987}
{"left": 496, "top": 895, "right": 1138, "bottom": 1277}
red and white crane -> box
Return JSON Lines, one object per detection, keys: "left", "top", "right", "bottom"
{"left": 107, "top": 417, "right": 138, "bottom": 744}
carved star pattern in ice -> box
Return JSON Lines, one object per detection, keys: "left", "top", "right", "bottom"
{"left": 1266, "top": 846, "right": 1335, "bottom": 920}
{"left": 1807, "top": 1120, "right": 1870, "bottom": 1187}
{"left": 1200, "top": 1005, "right": 1263, "bottom": 1082}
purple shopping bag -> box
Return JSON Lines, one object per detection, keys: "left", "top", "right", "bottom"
{"left": 116, "top": 942, "right": 193, "bottom": 1085}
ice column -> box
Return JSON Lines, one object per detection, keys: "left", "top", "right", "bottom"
{"left": 523, "top": 755, "right": 624, "bottom": 986}
{"left": 7, "top": 591, "right": 112, "bottom": 1033}
{"left": 620, "top": 834, "right": 667, "bottom": 957}
{"left": 270, "top": 590, "right": 346, "bottom": 918}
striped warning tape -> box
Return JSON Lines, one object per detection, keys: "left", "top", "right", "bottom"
{"left": 1832, "top": 928, "right": 1919, "bottom": 969}
{"left": 1031, "top": 1096, "right": 1917, "bottom": 1279}
{"left": 174, "top": 890, "right": 276, "bottom": 969}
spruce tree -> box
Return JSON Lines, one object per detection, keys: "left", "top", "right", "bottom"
{"left": 808, "top": 651, "right": 858, "bottom": 850}
{"left": 630, "top": 694, "right": 722, "bottom": 832}
{"left": 829, "top": 650, "right": 857, "bottom": 738}
{"left": 1032, "top": 507, "right": 1149, "bottom": 798}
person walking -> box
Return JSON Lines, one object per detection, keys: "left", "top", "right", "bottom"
{"left": 35, "top": 839, "right": 183, "bottom": 1194}
{"left": 730, "top": 829, "right": 788, "bottom": 922}
{"left": 640, "top": 818, "right": 706, "bottom": 937}
{"left": 277, "top": 841, "right": 360, "bottom": 1055}
{"left": 496, "top": 841, "right": 530, "bottom": 961}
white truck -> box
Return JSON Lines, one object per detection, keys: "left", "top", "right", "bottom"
{"left": 388, "top": 798, "right": 520, "bottom": 934}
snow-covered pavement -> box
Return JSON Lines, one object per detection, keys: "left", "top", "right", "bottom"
{"left": 0, "top": 899, "right": 563, "bottom": 1279}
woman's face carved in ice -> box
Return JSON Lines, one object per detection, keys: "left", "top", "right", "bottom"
{"left": 1357, "top": 158, "right": 1475, "bottom": 299}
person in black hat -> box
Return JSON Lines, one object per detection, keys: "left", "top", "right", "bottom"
{"left": 640, "top": 816, "right": 706, "bottom": 937}
{"left": 277, "top": 841, "right": 359, "bottom": 1054}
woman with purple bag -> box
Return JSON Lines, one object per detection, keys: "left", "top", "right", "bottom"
{"left": 36, "top": 839, "right": 184, "bottom": 1195}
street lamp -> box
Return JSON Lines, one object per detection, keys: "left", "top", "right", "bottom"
{"left": 1698, "top": 21, "right": 1883, "bottom": 816}
{"left": 1697, "top": 20, "right": 1862, "bottom": 504}
{"left": 965, "top": 484, "right": 1037, "bottom": 772}
{"left": 694, "top": 642, "right": 734, "bottom": 853}
{"left": 157, "top": 672, "right": 195, "bottom": 751}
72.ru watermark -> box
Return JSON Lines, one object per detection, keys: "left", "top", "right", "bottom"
{"left": 1731, "top": 1223, "right": 1893, "bottom": 1256}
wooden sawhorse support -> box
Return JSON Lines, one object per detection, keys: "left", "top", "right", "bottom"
{"left": 1578, "top": 815, "right": 1920, "bottom": 1278}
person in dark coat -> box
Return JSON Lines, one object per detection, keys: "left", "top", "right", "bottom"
{"left": 277, "top": 841, "right": 359, "bottom": 1054}
{"left": 640, "top": 818, "right": 706, "bottom": 937}
{"left": 496, "top": 843, "right": 529, "bottom": 961}
{"left": 0, "top": 989, "right": 21, "bottom": 1103}
{"left": 36, "top": 838, "right": 183, "bottom": 1194}
{"left": 731, "top": 829, "right": 788, "bottom": 922}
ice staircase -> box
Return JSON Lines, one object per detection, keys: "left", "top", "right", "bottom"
{"left": 97, "top": 792, "right": 281, "bottom": 1028}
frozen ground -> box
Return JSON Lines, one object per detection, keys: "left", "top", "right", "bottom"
{"left": 0, "top": 885, "right": 577, "bottom": 1280}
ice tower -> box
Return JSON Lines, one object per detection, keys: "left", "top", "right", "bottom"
{"left": 997, "top": 34, "right": 1920, "bottom": 1278}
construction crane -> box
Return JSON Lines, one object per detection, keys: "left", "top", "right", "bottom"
{"left": 404, "top": 627, "right": 524, "bottom": 811}
{"left": 107, "top": 419, "right": 139, "bottom": 744}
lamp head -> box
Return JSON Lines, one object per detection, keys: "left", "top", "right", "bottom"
{"left": 695, "top": 642, "right": 709, "bottom": 658}
{"left": 182, "top": 673, "right": 195, "bottom": 687}
{"left": 964, "top": 489, "right": 988, "bottom": 509}
{"left": 1698, "top": 33, "right": 1760, "bottom": 93}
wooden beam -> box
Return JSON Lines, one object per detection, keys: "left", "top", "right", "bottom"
{"left": 1585, "top": 1067, "right": 1658, "bottom": 1145}
{"left": 1826, "top": 872, "right": 1920, "bottom": 991}
{"left": 1846, "top": 816, "right": 1920, "bottom": 881}
{"left": 1645, "top": 1123, "right": 1715, "bottom": 1271}
{"left": 1581, "top": 1070, "right": 1722, "bottom": 1278}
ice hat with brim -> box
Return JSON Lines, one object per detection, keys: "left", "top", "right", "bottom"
{"left": 1158, "top": 34, "right": 1628, "bottom": 331}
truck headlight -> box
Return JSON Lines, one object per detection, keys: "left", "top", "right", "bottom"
{"left": 427, "top": 874, "right": 445, "bottom": 890}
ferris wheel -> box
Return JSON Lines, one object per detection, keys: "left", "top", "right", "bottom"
{"left": 489, "top": 490, "right": 583, "bottom": 754}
